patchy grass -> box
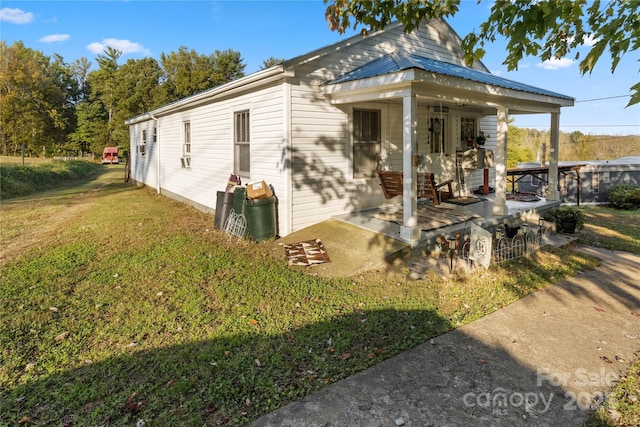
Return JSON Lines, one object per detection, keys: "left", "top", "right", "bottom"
{"left": 578, "top": 206, "right": 640, "bottom": 254}
{"left": 587, "top": 361, "right": 640, "bottom": 427}
{"left": 0, "top": 170, "right": 635, "bottom": 425}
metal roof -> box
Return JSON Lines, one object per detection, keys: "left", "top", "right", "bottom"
{"left": 327, "top": 52, "right": 574, "bottom": 101}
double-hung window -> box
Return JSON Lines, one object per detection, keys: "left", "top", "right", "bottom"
{"left": 234, "top": 110, "right": 250, "bottom": 178}
{"left": 352, "top": 109, "right": 381, "bottom": 178}
{"left": 139, "top": 129, "right": 147, "bottom": 155}
{"left": 182, "top": 121, "right": 191, "bottom": 168}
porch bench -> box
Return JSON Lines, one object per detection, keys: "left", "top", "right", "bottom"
{"left": 377, "top": 170, "right": 453, "bottom": 205}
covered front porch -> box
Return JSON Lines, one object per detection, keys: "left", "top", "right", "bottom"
{"left": 334, "top": 193, "right": 561, "bottom": 253}
{"left": 324, "top": 52, "right": 574, "bottom": 245}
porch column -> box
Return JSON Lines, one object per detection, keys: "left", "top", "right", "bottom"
{"left": 493, "top": 106, "right": 508, "bottom": 216}
{"left": 547, "top": 112, "right": 560, "bottom": 201}
{"left": 400, "top": 92, "right": 420, "bottom": 244}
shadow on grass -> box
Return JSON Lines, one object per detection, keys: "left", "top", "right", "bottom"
{"left": 1, "top": 308, "right": 452, "bottom": 425}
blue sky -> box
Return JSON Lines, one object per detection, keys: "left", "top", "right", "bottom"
{"left": 2, "top": 0, "right": 638, "bottom": 136}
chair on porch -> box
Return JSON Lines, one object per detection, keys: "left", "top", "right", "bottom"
{"left": 377, "top": 170, "right": 454, "bottom": 205}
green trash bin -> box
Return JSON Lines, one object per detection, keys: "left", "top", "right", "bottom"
{"left": 233, "top": 186, "right": 246, "bottom": 215}
{"left": 245, "top": 196, "right": 277, "bottom": 242}
{"left": 214, "top": 191, "right": 234, "bottom": 230}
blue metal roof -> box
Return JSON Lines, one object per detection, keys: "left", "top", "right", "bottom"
{"left": 328, "top": 52, "right": 574, "bottom": 101}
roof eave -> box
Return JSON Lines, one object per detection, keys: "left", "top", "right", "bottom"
{"left": 325, "top": 69, "right": 574, "bottom": 111}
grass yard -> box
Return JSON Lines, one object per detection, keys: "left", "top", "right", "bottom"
{"left": 578, "top": 206, "right": 640, "bottom": 254}
{"left": 0, "top": 167, "right": 636, "bottom": 425}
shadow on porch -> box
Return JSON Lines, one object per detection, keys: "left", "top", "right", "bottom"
{"left": 275, "top": 195, "right": 565, "bottom": 279}
{"left": 333, "top": 194, "right": 562, "bottom": 253}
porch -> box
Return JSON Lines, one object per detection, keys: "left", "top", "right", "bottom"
{"left": 333, "top": 194, "right": 561, "bottom": 253}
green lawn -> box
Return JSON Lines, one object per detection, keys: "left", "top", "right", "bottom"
{"left": 0, "top": 167, "right": 636, "bottom": 425}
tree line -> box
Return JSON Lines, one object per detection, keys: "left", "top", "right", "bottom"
{"left": 1, "top": 40, "right": 636, "bottom": 162}
{"left": 507, "top": 126, "right": 640, "bottom": 168}
{"left": 0, "top": 40, "right": 283, "bottom": 157}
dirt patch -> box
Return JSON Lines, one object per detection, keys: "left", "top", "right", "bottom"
{"left": 0, "top": 170, "right": 116, "bottom": 264}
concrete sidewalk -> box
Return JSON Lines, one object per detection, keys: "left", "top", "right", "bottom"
{"left": 252, "top": 246, "right": 640, "bottom": 426}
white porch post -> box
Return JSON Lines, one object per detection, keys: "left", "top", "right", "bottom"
{"left": 493, "top": 106, "right": 509, "bottom": 216}
{"left": 547, "top": 112, "right": 560, "bottom": 201}
{"left": 400, "top": 92, "right": 420, "bottom": 243}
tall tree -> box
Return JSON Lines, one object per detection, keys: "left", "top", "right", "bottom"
{"left": 111, "top": 57, "right": 164, "bottom": 147}
{"left": 211, "top": 48, "right": 245, "bottom": 85}
{"left": 260, "top": 56, "right": 285, "bottom": 69}
{"left": 0, "top": 41, "right": 70, "bottom": 156}
{"left": 324, "top": 0, "right": 640, "bottom": 106}
{"left": 159, "top": 46, "right": 245, "bottom": 103}
{"left": 160, "top": 46, "right": 217, "bottom": 102}
{"left": 67, "top": 100, "right": 108, "bottom": 155}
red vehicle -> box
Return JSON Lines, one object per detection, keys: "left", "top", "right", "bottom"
{"left": 101, "top": 147, "right": 119, "bottom": 164}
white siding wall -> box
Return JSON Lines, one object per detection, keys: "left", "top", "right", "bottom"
{"left": 131, "top": 82, "right": 289, "bottom": 235}
{"left": 130, "top": 120, "right": 159, "bottom": 190}
{"left": 128, "top": 19, "right": 492, "bottom": 235}
{"left": 464, "top": 115, "right": 498, "bottom": 194}
{"left": 287, "top": 21, "right": 474, "bottom": 231}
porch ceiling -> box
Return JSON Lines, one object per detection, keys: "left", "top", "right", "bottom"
{"left": 324, "top": 52, "right": 574, "bottom": 115}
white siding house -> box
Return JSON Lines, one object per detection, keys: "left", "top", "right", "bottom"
{"left": 126, "top": 19, "right": 573, "bottom": 243}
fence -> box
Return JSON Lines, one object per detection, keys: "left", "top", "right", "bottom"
{"left": 438, "top": 222, "right": 552, "bottom": 271}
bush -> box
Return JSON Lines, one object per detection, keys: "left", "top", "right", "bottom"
{"left": 543, "top": 206, "right": 586, "bottom": 233}
{"left": 608, "top": 184, "right": 640, "bottom": 210}
{"left": 0, "top": 160, "right": 101, "bottom": 199}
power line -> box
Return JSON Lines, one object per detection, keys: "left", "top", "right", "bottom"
{"left": 517, "top": 124, "right": 639, "bottom": 127}
{"left": 575, "top": 94, "right": 631, "bottom": 103}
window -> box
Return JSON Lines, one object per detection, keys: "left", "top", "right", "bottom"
{"left": 138, "top": 129, "right": 146, "bottom": 155}
{"left": 460, "top": 117, "right": 476, "bottom": 147}
{"left": 153, "top": 126, "right": 157, "bottom": 143}
{"left": 593, "top": 172, "right": 599, "bottom": 194}
{"left": 352, "top": 109, "right": 381, "bottom": 178}
{"left": 234, "top": 110, "right": 250, "bottom": 178}
{"left": 182, "top": 121, "right": 191, "bottom": 169}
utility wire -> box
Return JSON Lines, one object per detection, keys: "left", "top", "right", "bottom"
{"left": 575, "top": 94, "right": 631, "bottom": 103}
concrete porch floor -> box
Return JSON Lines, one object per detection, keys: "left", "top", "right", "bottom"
{"left": 276, "top": 195, "right": 562, "bottom": 278}
{"left": 333, "top": 195, "right": 562, "bottom": 251}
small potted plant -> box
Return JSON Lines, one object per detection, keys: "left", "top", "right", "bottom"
{"left": 475, "top": 131, "right": 490, "bottom": 146}
{"left": 543, "top": 206, "right": 585, "bottom": 234}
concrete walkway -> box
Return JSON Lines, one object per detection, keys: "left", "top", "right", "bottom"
{"left": 252, "top": 246, "right": 640, "bottom": 426}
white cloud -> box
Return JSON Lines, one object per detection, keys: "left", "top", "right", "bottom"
{"left": 86, "top": 38, "right": 150, "bottom": 55}
{"left": 537, "top": 57, "right": 575, "bottom": 70}
{"left": 582, "top": 34, "right": 599, "bottom": 47}
{"left": 39, "top": 34, "right": 70, "bottom": 43}
{"left": 0, "top": 7, "right": 34, "bottom": 24}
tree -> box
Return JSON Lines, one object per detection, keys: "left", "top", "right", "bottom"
{"left": 260, "top": 57, "right": 285, "bottom": 69}
{"left": 324, "top": 0, "right": 640, "bottom": 106}
{"left": 159, "top": 47, "right": 245, "bottom": 103}
{"left": 211, "top": 48, "right": 245, "bottom": 86}
{"left": 160, "top": 46, "right": 216, "bottom": 102}
{"left": 0, "top": 41, "right": 71, "bottom": 156}
{"left": 110, "top": 57, "right": 164, "bottom": 147}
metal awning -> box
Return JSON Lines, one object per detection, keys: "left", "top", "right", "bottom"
{"left": 327, "top": 52, "right": 574, "bottom": 102}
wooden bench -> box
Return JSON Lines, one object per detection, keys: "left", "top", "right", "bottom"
{"left": 377, "top": 170, "right": 453, "bottom": 205}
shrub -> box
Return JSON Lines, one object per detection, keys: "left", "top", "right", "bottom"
{"left": 608, "top": 184, "right": 640, "bottom": 210}
{"left": 0, "top": 160, "right": 101, "bottom": 199}
{"left": 543, "top": 206, "right": 586, "bottom": 233}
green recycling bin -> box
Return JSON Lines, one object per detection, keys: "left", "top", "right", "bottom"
{"left": 245, "top": 196, "right": 277, "bottom": 242}
{"left": 233, "top": 186, "right": 246, "bottom": 215}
